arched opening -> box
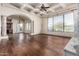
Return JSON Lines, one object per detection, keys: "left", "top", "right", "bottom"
{"left": 6, "top": 14, "right": 34, "bottom": 35}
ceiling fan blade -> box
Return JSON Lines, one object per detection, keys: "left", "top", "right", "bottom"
{"left": 40, "top": 4, "right": 49, "bottom": 12}
{"left": 43, "top": 8, "right": 47, "bottom": 11}
{"left": 40, "top": 8, "right": 43, "bottom": 11}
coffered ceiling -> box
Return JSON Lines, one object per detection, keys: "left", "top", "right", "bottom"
{"left": 8, "top": 3, "right": 77, "bottom": 17}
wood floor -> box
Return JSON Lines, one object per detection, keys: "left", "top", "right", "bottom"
{"left": 0, "top": 33, "right": 70, "bottom": 56}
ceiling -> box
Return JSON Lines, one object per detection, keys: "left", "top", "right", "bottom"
{"left": 9, "top": 3, "right": 77, "bottom": 17}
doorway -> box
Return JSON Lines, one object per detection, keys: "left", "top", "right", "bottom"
{"left": 7, "top": 15, "right": 34, "bottom": 34}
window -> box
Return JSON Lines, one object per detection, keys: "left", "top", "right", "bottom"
{"left": 48, "top": 11, "right": 74, "bottom": 32}
{"left": 48, "top": 17, "right": 54, "bottom": 32}
{"left": 64, "top": 12, "right": 74, "bottom": 32}
{"left": 54, "top": 15, "right": 63, "bottom": 32}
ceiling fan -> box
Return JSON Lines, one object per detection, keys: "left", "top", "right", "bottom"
{"left": 40, "top": 4, "right": 50, "bottom": 11}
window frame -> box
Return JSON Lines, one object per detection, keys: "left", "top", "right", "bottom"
{"left": 48, "top": 10, "right": 75, "bottom": 33}
{"left": 64, "top": 11, "right": 74, "bottom": 32}
{"left": 53, "top": 14, "right": 64, "bottom": 32}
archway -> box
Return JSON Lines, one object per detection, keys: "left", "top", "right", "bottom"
{"left": 6, "top": 14, "right": 34, "bottom": 35}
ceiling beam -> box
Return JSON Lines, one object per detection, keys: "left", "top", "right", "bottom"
{"left": 20, "top": 3, "right": 34, "bottom": 10}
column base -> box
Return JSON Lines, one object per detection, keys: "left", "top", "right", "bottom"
{"left": 0, "top": 35, "right": 8, "bottom": 39}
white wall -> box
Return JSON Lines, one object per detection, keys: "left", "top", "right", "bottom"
{"left": 0, "top": 4, "right": 42, "bottom": 35}
{"left": 42, "top": 17, "right": 74, "bottom": 37}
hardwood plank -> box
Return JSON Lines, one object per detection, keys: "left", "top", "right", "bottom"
{"left": 0, "top": 33, "right": 70, "bottom": 56}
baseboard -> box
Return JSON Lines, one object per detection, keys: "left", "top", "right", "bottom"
{"left": 38, "top": 33, "right": 71, "bottom": 38}
{"left": 3, "top": 33, "right": 71, "bottom": 38}
{"left": 0, "top": 35, "right": 8, "bottom": 39}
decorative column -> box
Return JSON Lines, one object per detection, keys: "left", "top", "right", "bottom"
{"left": 2, "top": 15, "right": 7, "bottom": 36}
{"left": 31, "top": 21, "right": 34, "bottom": 33}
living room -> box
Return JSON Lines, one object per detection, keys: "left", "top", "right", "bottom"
{"left": 0, "top": 3, "right": 79, "bottom": 56}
